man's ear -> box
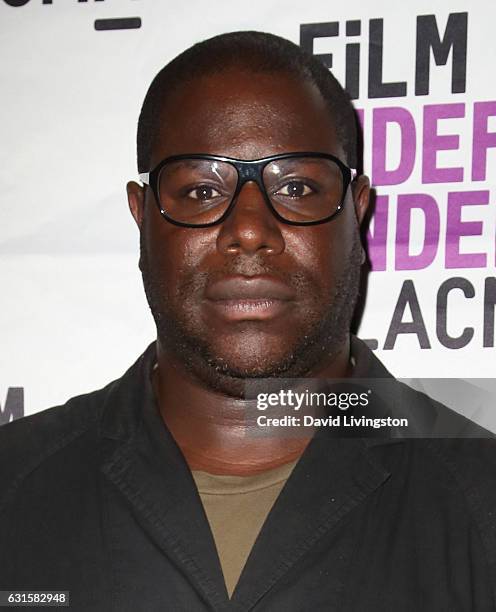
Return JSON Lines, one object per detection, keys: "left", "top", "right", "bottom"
{"left": 352, "top": 175, "right": 370, "bottom": 225}
{"left": 127, "top": 181, "right": 145, "bottom": 229}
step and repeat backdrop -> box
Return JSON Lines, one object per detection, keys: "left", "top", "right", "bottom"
{"left": 1, "top": 0, "right": 495, "bottom": 420}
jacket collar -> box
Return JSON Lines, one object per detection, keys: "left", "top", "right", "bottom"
{"left": 99, "top": 341, "right": 157, "bottom": 442}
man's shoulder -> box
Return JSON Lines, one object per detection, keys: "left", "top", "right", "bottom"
{"left": 397, "top": 378, "right": 495, "bottom": 438}
{"left": 355, "top": 339, "right": 496, "bottom": 488}
{"left": 392, "top": 374, "right": 496, "bottom": 470}
{"left": 421, "top": 435, "right": 496, "bottom": 501}
{"left": 374, "top": 377, "right": 496, "bottom": 511}
{"left": 0, "top": 380, "right": 116, "bottom": 511}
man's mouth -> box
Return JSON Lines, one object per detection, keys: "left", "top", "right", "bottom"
{"left": 204, "top": 275, "right": 295, "bottom": 321}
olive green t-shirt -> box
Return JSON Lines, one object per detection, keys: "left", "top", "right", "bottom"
{"left": 192, "top": 461, "right": 297, "bottom": 598}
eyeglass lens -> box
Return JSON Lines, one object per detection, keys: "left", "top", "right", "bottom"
{"left": 157, "top": 157, "right": 345, "bottom": 225}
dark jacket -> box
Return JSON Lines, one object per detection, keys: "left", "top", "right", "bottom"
{"left": 1, "top": 338, "right": 496, "bottom": 611}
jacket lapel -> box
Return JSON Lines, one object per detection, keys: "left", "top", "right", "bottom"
{"left": 230, "top": 435, "right": 392, "bottom": 610}
{"left": 99, "top": 346, "right": 230, "bottom": 610}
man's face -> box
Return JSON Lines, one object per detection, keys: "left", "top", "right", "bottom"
{"left": 128, "top": 68, "right": 369, "bottom": 392}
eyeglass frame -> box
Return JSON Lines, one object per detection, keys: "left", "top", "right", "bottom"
{"left": 139, "top": 152, "right": 357, "bottom": 228}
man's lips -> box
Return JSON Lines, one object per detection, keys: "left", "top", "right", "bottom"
{"left": 204, "top": 276, "right": 295, "bottom": 321}
{"left": 205, "top": 276, "right": 295, "bottom": 301}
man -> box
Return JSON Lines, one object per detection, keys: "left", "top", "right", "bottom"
{"left": 1, "top": 31, "right": 496, "bottom": 611}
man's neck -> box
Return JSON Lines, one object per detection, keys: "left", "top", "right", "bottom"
{"left": 152, "top": 337, "right": 352, "bottom": 476}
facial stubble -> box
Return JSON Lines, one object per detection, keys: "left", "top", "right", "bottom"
{"left": 140, "top": 223, "right": 364, "bottom": 395}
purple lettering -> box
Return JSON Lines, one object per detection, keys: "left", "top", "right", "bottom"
{"left": 445, "top": 190, "right": 489, "bottom": 268}
{"left": 395, "top": 194, "right": 440, "bottom": 270}
{"left": 372, "top": 107, "right": 416, "bottom": 186}
{"left": 367, "top": 195, "right": 388, "bottom": 271}
{"left": 422, "top": 103, "right": 465, "bottom": 183}
{"left": 472, "top": 101, "right": 496, "bottom": 181}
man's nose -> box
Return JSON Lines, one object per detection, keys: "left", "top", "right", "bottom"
{"left": 216, "top": 181, "right": 285, "bottom": 256}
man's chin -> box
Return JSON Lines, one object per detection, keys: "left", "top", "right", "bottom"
{"left": 194, "top": 339, "right": 301, "bottom": 379}
{"left": 170, "top": 330, "right": 335, "bottom": 397}
{"left": 186, "top": 350, "right": 302, "bottom": 398}
{"left": 205, "top": 353, "right": 296, "bottom": 380}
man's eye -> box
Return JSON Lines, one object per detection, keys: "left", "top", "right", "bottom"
{"left": 186, "top": 185, "right": 223, "bottom": 201}
{"left": 274, "top": 180, "right": 313, "bottom": 198}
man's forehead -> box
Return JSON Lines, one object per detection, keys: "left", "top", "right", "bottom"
{"left": 150, "top": 68, "right": 340, "bottom": 163}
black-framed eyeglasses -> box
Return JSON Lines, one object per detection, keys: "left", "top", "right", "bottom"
{"left": 139, "top": 152, "right": 357, "bottom": 228}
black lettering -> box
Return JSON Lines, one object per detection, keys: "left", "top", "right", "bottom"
{"left": 484, "top": 276, "right": 496, "bottom": 347}
{"left": 345, "top": 43, "right": 360, "bottom": 99}
{"left": 346, "top": 20, "right": 361, "bottom": 36}
{"left": 0, "top": 388, "right": 24, "bottom": 425}
{"left": 345, "top": 21, "right": 360, "bottom": 99}
{"left": 300, "top": 22, "right": 339, "bottom": 69}
{"left": 368, "top": 19, "right": 407, "bottom": 98}
{"left": 436, "top": 277, "right": 474, "bottom": 349}
{"left": 384, "top": 280, "right": 431, "bottom": 349}
{"left": 415, "top": 13, "right": 468, "bottom": 95}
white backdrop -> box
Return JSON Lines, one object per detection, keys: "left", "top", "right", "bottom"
{"left": 1, "top": 0, "right": 495, "bottom": 419}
